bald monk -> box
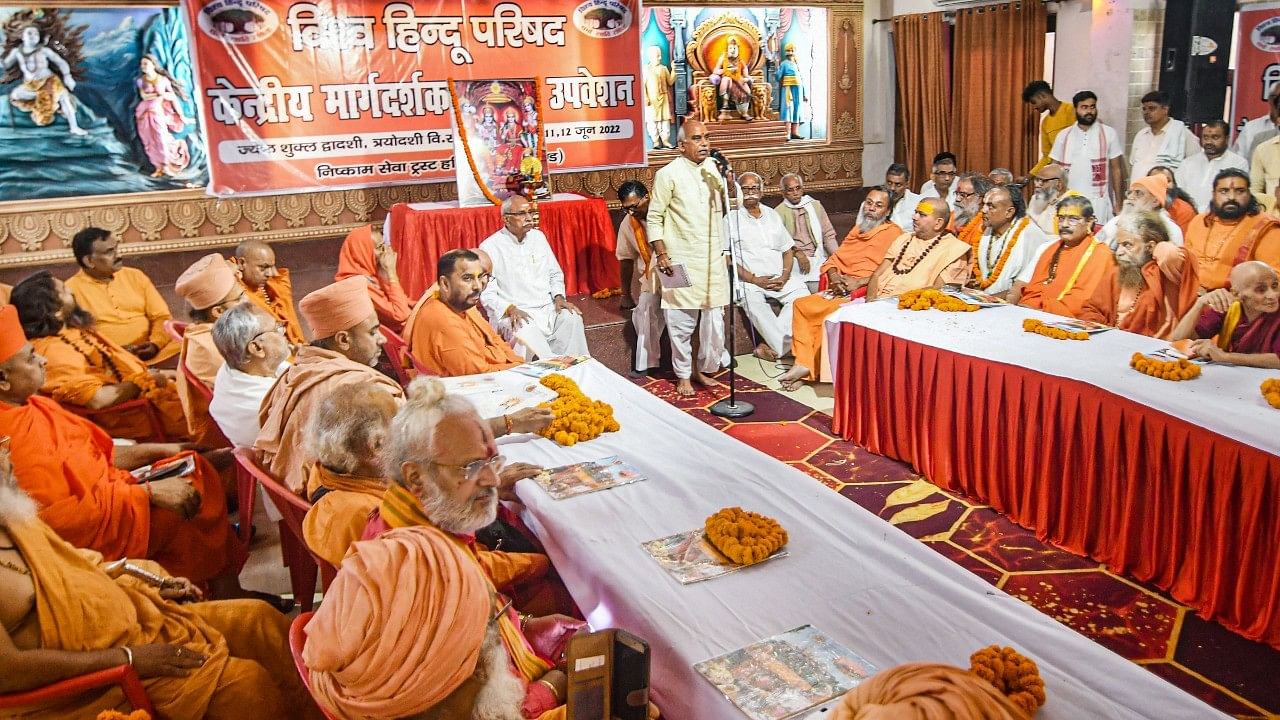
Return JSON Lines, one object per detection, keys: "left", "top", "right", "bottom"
{"left": 65, "top": 227, "right": 178, "bottom": 366}
{"left": 173, "top": 254, "right": 245, "bottom": 445}
{"left": 778, "top": 187, "right": 902, "bottom": 391}
{"left": 1171, "top": 261, "right": 1280, "bottom": 368}
{"left": 1183, "top": 169, "right": 1280, "bottom": 292}
{"left": 300, "top": 384, "right": 398, "bottom": 567}
{"left": 255, "top": 277, "right": 399, "bottom": 494}
{"left": 1113, "top": 211, "right": 1199, "bottom": 338}
{"left": 1012, "top": 195, "right": 1118, "bottom": 324}
{"left": 0, "top": 304, "right": 245, "bottom": 591}
{"left": 232, "top": 240, "right": 305, "bottom": 345}
{"left": 11, "top": 272, "right": 190, "bottom": 442}
{"left": 404, "top": 249, "right": 522, "bottom": 377}
{"left": 0, "top": 451, "right": 318, "bottom": 719}
{"left": 335, "top": 224, "right": 412, "bottom": 333}
{"left": 865, "top": 196, "right": 973, "bottom": 300}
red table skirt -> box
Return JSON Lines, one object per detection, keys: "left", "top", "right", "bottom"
{"left": 830, "top": 323, "right": 1280, "bottom": 649}
{"left": 389, "top": 195, "right": 619, "bottom": 300}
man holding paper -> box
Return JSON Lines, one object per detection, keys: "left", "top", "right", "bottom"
{"left": 647, "top": 119, "right": 730, "bottom": 397}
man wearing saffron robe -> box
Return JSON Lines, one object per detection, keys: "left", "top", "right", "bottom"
{"left": 1171, "top": 261, "right": 1280, "bottom": 368}
{"left": 1012, "top": 195, "right": 1118, "bottom": 324}
{"left": 0, "top": 304, "right": 244, "bottom": 590}
{"left": 0, "top": 447, "right": 317, "bottom": 719}
{"left": 404, "top": 250, "right": 523, "bottom": 378}
{"left": 334, "top": 224, "right": 412, "bottom": 333}
{"left": 777, "top": 188, "right": 901, "bottom": 392}
{"left": 173, "top": 254, "right": 245, "bottom": 445}
{"left": 232, "top": 240, "right": 306, "bottom": 346}
{"left": 11, "top": 272, "right": 189, "bottom": 442}
{"left": 65, "top": 228, "right": 178, "bottom": 366}
{"left": 1113, "top": 211, "right": 1199, "bottom": 339}
{"left": 865, "top": 197, "right": 972, "bottom": 301}
{"left": 1183, "top": 169, "right": 1280, "bottom": 292}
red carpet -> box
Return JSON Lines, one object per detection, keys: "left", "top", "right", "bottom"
{"left": 633, "top": 370, "right": 1280, "bottom": 720}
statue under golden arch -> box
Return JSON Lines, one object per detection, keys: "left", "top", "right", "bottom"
{"left": 684, "top": 13, "right": 773, "bottom": 124}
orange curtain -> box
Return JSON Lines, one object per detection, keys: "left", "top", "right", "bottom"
{"left": 892, "top": 12, "right": 951, "bottom": 189}
{"left": 949, "top": 2, "right": 1046, "bottom": 177}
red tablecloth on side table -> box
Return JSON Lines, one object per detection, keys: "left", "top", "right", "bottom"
{"left": 389, "top": 194, "right": 618, "bottom": 300}
{"left": 831, "top": 323, "right": 1280, "bottom": 649}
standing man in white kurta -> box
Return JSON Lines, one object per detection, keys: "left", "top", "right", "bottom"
{"left": 1049, "top": 90, "right": 1126, "bottom": 223}
{"left": 647, "top": 119, "right": 730, "bottom": 397}
{"left": 730, "top": 172, "right": 807, "bottom": 360}
{"left": 480, "top": 195, "right": 589, "bottom": 360}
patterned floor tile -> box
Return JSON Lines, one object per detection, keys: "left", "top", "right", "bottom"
{"left": 807, "top": 444, "right": 919, "bottom": 484}
{"left": 951, "top": 508, "right": 1099, "bottom": 573}
{"left": 927, "top": 541, "right": 1004, "bottom": 586}
{"left": 723, "top": 422, "right": 831, "bottom": 462}
{"left": 1174, "top": 615, "right": 1280, "bottom": 715}
{"left": 1140, "top": 663, "right": 1269, "bottom": 718}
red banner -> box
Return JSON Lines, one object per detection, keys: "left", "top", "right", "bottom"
{"left": 1233, "top": 3, "right": 1280, "bottom": 138}
{"left": 182, "top": 0, "right": 643, "bottom": 196}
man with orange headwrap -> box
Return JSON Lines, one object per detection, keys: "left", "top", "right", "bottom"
{"left": 10, "top": 271, "right": 191, "bottom": 442}
{"left": 255, "top": 277, "right": 400, "bottom": 494}
{"left": 232, "top": 240, "right": 306, "bottom": 346}
{"left": 1012, "top": 195, "right": 1118, "bottom": 324}
{"left": 0, "top": 304, "right": 245, "bottom": 591}
{"left": 173, "top": 254, "right": 245, "bottom": 445}
{"left": 0, "top": 442, "right": 318, "bottom": 719}
{"left": 334, "top": 224, "right": 412, "bottom": 333}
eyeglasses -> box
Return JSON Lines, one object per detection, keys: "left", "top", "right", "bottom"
{"left": 249, "top": 323, "right": 286, "bottom": 344}
{"left": 933, "top": 169, "right": 956, "bottom": 177}
{"left": 621, "top": 204, "right": 644, "bottom": 214}
{"left": 954, "top": 190, "right": 977, "bottom": 200}
{"left": 740, "top": 185, "right": 762, "bottom": 193}
{"left": 1032, "top": 177, "right": 1061, "bottom": 185}
{"left": 503, "top": 210, "right": 533, "bottom": 217}
{"left": 433, "top": 453, "right": 506, "bottom": 482}
{"left": 1055, "top": 215, "right": 1089, "bottom": 226}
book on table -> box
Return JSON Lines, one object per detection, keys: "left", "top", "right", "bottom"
{"left": 694, "top": 625, "right": 877, "bottom": 720}
{"left": 436, "top": 374, "right": 557, "bottom": 418}
{"left": 641, "top": 528, "right": 788, "bottom": 585}
{"left": 510, "top": 355, "right": 591, "bottom": 379}
{"left": 535, "top": 456, "right": 645, "bottom": 500}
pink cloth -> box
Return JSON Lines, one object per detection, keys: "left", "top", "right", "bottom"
{"left": 135, "top": 75, "right": 190, "bottom": 175}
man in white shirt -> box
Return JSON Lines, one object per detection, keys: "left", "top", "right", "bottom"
{"left": 479, "top": 194, "right": 589, "bottom": 360}
{"left": 207, "top": 302, "right": 292, "bottom": 449}
{"left": 860, "top": 163, "right": 921, "bottom": 232}
{"left": 729, "top": 172, "right": 807, "bottom": 360}
{"left": 1177, "top": 121, "right": 1248, "bottom": 211}
{"left": 969, "top": 185, "right": 1051, "bottom": 297}
{"left": 1097, "top": 175, "right": 1184, "bottom": 249}
{"left": 1232, "top": 85, "right": 1280, "bottom": 162}
{"left": 1129, "top": 91, "right": 1199, "bottom": 179}
{"left": 775, "top": 173, "right": 838, "bottom": 293}
{"left": 1049, "top": 90, "right": 1125, "bottom": 223}
{"left": 919, "top": 152, "right": 958, "bottom": 207}
{"left": 615, "top": 180, "right": 665, "bottom": 375}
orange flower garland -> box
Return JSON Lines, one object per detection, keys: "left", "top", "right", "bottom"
{"left": 1022, "top": 318, "right": 1088, "bottom": 340}
{"left": 1130, "top": 352, "right": 1201, "bottom": 381}
{"left": 970, "top": 218, "right": 1030, "bottom": 290}
{"left": 538, "top": 374, "right": 619, "bottom": 446}
{"left": 898, "top": 288, "right": 979, "bottom": 312}
{"left": 591, "top": 287, "right": 622, "bottom": 299}
{"left": 957, "top": 212, "right": 984, "bottom": 250}
{"left": 1261, "top": 378, "right": 1280, "bottom": 409}
{"left": 968, "top": 646, "right": 1047, "bottom": 717}
{"left": 97, "top": 712, "right": 150, "bottom": 720}
{"left": 704, "top": 507, "right": 788, "bottom": 565}
{"left": 447, "top": 78, "right": 502, "bottom": 206}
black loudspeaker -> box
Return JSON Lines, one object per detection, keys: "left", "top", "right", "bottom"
{"left": 1158, "top": 0, "right": 1234, "bottom": 123}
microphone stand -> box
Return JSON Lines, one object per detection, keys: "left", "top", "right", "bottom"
{"left": 710, "top": 161, "right": 754, "bottom": 419}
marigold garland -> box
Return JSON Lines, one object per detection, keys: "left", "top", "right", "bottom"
{"left": 1260, "top": 378, "right": 1280, "bottom": 409}
{"left": 1130, "top": 352, "right": 1201, "bottom": 381}
{"left": 537, "top": 374, "right": 619, "bottom": 446}
{"left": 957, "top": 212, "right": 985, "bottom": 249}
{"left": 591, "top": 287, "right": 622, "bottom": 299}
{"left": 704, "top": 507, "right": 788, "bottom": 565}
{"left": 968, "top": 645, "right": 1047, "bottom": 718}
{"left": 1022, "top": 318, "right": 1088, "bottom": 341}
{"left": 897, "top": 288, "right": 979, "bottom": 312}
{"left": 97, "top": 712, "right": 151, "bottom": 720}
{"left": 971, "top": 218, "right": 1030, "bottom": 290}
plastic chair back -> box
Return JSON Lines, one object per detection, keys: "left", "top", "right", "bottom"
{"left": 163, "top": 319, "right": 188, "bottom": 343}
{"left": 0, "top": 665, "right": 153, "bottom": 713}
{"left": 289, "top": 612, "right": 341, "bottom": 720}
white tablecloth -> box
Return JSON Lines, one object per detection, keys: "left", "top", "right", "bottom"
{"left": 825, "top": 300, "right": 1280, "bottom": 457}
{"left": 481, "top": 360, "right": 1227, "bottom": 719}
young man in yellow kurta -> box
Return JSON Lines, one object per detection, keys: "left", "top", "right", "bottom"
{"left": 65, "top": 227, "right": 178, "bottom": 366}
{"left": 1023, "top": 80, "right": 1076, "bottom": 177}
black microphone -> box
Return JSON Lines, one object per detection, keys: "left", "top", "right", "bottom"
{"left": 709, "top": 149, "right": 731, "bottom": 176}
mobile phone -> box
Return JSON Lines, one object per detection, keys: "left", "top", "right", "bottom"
{"left": 131, "top": 454, "right": 195, "bottom": 483}
{"left": 566, "top": 629, "right": 650, "bottom": 720}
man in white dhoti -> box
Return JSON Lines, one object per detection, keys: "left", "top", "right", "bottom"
{"left": 479, "top": 195, "right": 589, "bottom": 360}
{"left": 968, "top": 185, "right": 1050, "bottom": 298}
{"left": 730, "top": 172, "right": 807, "bottom": 360}
{"left": 1130, "top": 91, "right": 1199, "bottom": 179}
{"left": 775, "top": 173, "right": 838, "bottom": 293}
{"left": 648, "top": 119, "right": 730, "bottom": 397}
{"left": 1049, "top": 90, "right": 1125, "bottom": 223}
{"left": 615, "top": 180, "right": 665, "bottom": 375}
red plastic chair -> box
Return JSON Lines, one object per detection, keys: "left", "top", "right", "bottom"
{"left": 289, "top": 612, "right": 340, "bottom": 720}
{"left": 378, "top": 325, "right": 431, "bottom": 385}
{"left": 232, "top": 448, "right": 337, "bottom": 611}
{"left": 0, "top": 664, "right": 153, "bottom": 713}
{"left": 163, "top": 319, "right": 188, "bottom": 344}
{"left": 66, "top": 399, "right": 169, "bottom": 443}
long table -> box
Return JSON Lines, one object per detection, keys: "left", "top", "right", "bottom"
{"left": 387, "top": 192, "right": 618, "bottom": 299}
{"left": 826, "top": 300, "right": 1280, "bottom": 650}
{"left": 483, "top": 360, "right": 1226, "bottom": 719}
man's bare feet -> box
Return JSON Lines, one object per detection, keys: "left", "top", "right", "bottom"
{"left": 692, "top": 370, "right": 719, "bottom": 388}
{"left": 675, "top": 378, "right": 696, "bottom": 397}
{"left": 754, "top": 343, "right": 778, "bottom": 361}
{"left": 777, "top": 364, "right": 810, "bottom": 392}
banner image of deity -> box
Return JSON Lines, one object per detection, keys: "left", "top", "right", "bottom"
{"left": 638, "top": 7, "right": 828, "bottom": 149}
{"left": 452, "top": 79, "right": 547, "bottom": 206}
{"left": 0, "top": 6, "right": 207, "bottom": 202}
